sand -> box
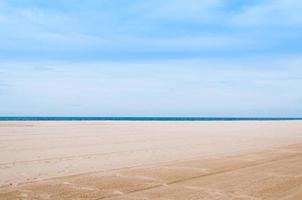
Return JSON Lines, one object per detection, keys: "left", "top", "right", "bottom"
{"left": 0, "top": 121, "right": 302, "bottom": 199}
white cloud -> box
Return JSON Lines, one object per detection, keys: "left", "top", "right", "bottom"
{"left": 230, "top": 0, "right": 302, "bottom": 27}
{"left": 138, "top": 0, "right": 224, "bottom": 22}
{"left": 0, "top": 14, "right": 8, "bottom": 24}
{"left": 124, "top": 34, "right": 261, "bottom": 52}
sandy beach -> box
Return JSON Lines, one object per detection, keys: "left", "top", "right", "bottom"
{"left": 1, "top": 121, "right": 302, "bottom": 199}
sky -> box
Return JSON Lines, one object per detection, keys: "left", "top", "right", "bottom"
{"left": 0, "top": 0, "right": 302, "bottom": 117}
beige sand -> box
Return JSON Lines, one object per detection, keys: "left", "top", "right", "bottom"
{"left": 0, "top": 121, "right": 302, "bottom": 199}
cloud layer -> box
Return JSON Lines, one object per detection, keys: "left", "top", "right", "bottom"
{"left": 0, "top": 0, "right": 301, "bottom": 61}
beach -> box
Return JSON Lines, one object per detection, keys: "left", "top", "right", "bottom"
{"left": 1, "top": 121, "right": 302, "bottom": 199}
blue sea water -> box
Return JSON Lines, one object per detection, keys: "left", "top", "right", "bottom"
{"left": 0, "top": 117, "right": 301, "bottom": 121}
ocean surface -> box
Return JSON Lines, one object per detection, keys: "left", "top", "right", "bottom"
{"left": 0, "top": 117, "right": 301, "bottom": 121}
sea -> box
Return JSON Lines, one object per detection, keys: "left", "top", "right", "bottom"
{"left": 0, "top": 117, "right": 301, "bottom": 121}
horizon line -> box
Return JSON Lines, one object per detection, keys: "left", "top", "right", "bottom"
{"left": 1, "top": 116, "right": 302, "bottom": 121}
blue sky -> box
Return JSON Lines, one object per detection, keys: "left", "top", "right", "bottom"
{"left": 0, "top": 0, "right": 302, "bottom": 117}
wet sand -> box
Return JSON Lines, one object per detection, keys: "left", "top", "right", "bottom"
{"left": 0, "top": 121, "right": 302, "bottom": 199}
